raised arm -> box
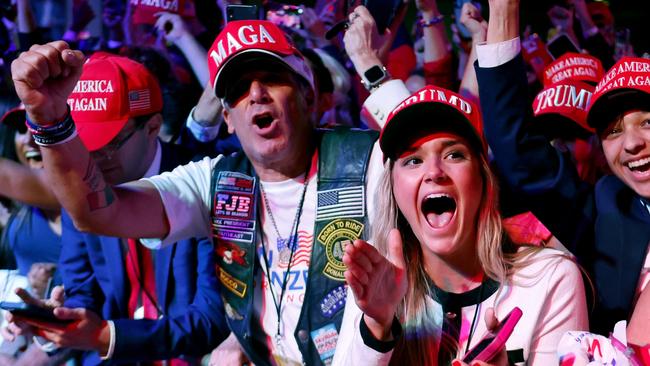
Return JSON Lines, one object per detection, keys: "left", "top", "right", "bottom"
{"left": 416, "top": 0, "right": 451, "bottom": 66}
{"left": 344, "top": 6, "right": 411, "bottom": 130}
{"left": 11, "top": 41, "right": 169, "bottom": 239}
{"left": 475, "top": 0, "right": 594, "bottom": 251}
{"left": 154, "top": 12, "right": 209, "bottom": 87}
{"left": 458, "top": 2, "right": 487, "bottom": 103}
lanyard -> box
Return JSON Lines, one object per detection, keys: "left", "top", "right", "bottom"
{"left": 258, "top": 167, "right": 310, "bottom": 344}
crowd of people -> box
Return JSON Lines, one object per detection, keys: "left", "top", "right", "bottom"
{"left": 0, "top": 0, "right": 648, "bottom": 365}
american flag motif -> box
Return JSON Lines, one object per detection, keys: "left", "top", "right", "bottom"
{"left": 129, "top": 89, "right": 151, "bottom": 111}
{"left": 316, "top": 186, "right": 364, "bottom": 220}
{"left": 277, "top": 230, "right": 312, "bottom": 269}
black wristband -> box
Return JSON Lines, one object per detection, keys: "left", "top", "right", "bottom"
{"left": 359, "top": 314, "right": 402, "bottom": 353}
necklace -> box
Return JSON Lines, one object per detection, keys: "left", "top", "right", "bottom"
{"left": 258, "top": 166, "right": 311, "bottom": 345}
{"left": 464, "top": 279, "right": 485, "bottom": 356}
{"left": 260, "top": 178, "right": 306, "bottom": 265}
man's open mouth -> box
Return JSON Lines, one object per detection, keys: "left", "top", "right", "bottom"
{"left": 421, "top": 194, "right": 457, "bottom": 229}
{"left": 627, "top": 157, "right": 650, "bottom": 173}
{"left": 253, "top": 112, "right": 274, "bottom": 129}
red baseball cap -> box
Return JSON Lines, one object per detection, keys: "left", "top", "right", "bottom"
{"left": 1, "top": 104, "right": 26, "bottom": 132}
{"left": 67, "top": 52, "right": 163, "bottom": 152}
{"left": 543, "top": 52, "right": 604, "bottom": 86}
{"left": 131, "top": 0, "right": 195, "bottom": 25}
{"left": 380, "top": 86, "right": 485, "bottom": 160}
{"left": 532, "top": 80, "right": 595, "bottom": 136}
{"left": 587, "top": 57, "right": 650, "bottom": 131}
{"left": 207, "top": 20, "right": 314, "bottom": 99}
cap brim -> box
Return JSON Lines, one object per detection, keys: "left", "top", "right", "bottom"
{"left": 214, "top": 50, "right": 293, "bottom": 99}
{"left": 532, "top": 114, "right": 593, "bottom": 140}
{"left": 76, "top": 118, "right": 128, "bottom": 152}
{"left": 380, "top": 103, "right": 483, "bottom": 160}
{"left": 588, "top": 89, "right": 650, "bottom": 131}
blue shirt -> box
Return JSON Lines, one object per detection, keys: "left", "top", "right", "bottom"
{"left": 7, "top": 206, "right": 61, "bottom": 279}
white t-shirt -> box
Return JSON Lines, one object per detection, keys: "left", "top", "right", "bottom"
{"left": 332, "top": 248, "right": 589, "bottom": 366}
{"left": 142, "top": 142, "right": 385, "bottom": 364}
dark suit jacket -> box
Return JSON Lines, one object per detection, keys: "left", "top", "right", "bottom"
{"left": 59, "top": 142, "right": 228, "bottom": 365}
{"left": 475, "top": 54, "right": 650, "bottom": 334}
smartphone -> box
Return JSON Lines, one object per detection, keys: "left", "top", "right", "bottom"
{"left": 546, "top": 33, "right": 580, "bottom": 59}
{"left": 0, "top": 301, "right": 71, "bottom": 325}
{"left": 226, "top": 4, "right": 260, "bottom": 22}
{"left": 462, "top": 307, "right": 523, "bottom": 363}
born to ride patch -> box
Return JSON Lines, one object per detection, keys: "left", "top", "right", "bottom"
{"left": 317, "top": 219, "right": 364, "bottom": 281}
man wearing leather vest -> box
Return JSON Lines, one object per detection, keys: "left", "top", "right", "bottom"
{"left": 9, "top": 6, "right": 411, "bottom": 366}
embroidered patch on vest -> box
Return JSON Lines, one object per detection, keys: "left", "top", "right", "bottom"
{"left": 217, "top": 171, "right": 255, "bottom": 193}
{"left": 317, "top": 219, "right": 364, "bottom": 281}
{"left": 320, "top": 285, "right": 347, "bottom": 318}
{"left": 218, "top": 268, "right": 248, "bottom": 298}
{"left": 223, "top": 298, "right": 244, "bottom": 321}
{"left": 316, "top": 186, "right": 365, "bottom": 221}
{"left": 214, "top": 218, "right": 256, "bottom": 231}
{"left": 310, "top": 324, "right": 339, "bottom": 363}
{"left": 214, "top": 228, "right": 254, "bottom": 244}
{"left": 215, "top": 241, "right": 248, "bottom": 266}
{"left": 213, "top": 192, "right": 254, "bottom": 220}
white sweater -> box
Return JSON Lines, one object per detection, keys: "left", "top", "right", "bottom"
{"left": 332, "top": 248, "right": 589, "bottom": 366}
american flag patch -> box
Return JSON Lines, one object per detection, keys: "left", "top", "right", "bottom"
{"left": 316, "top": 186, "right": 364, "bottom": 221}
{"left": 128, "top": 89, "right": 150, "bottom": 111}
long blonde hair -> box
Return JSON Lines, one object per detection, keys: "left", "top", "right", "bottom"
{"left": 371, "top": 150, "right": 533, "bottom": 365}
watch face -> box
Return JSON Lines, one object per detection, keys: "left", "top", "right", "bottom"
{"left": 364, "top": 65, "right": 386, "bottom": 83}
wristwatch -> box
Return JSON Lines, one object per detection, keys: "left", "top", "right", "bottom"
{"left": 361, "top": 65, "right": 390, "bottom": 92}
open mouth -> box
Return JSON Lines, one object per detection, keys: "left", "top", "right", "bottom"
{"left": 421, "top": 194, "right": 457, "bottom": 229}
{"left": 253, "top": 112, "right": 274, "bottom": 130}
{"left": 627, "top": 157, "right": 650, "bottom": 174}
{"left": 24, "top": 150, "right": 42, "bottom": 162}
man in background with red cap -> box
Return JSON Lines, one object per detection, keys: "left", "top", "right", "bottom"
{"left": 5, "top": 52, "right": 230, "bottom": 365}
{"left": 9, "top": 7, "right": 412, "bottom": 366}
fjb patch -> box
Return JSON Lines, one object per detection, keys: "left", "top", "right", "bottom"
{"left": 317, "top": 219, "right": 364, "bottom": 281}
{"left": 320, "top": 285, "right": 347, "bottom": 318}
{"left": 213, "top": 192, "right": 254, "bottom": 220}
{"left": 311, "top": 324, "right": 339, "bottom": 363}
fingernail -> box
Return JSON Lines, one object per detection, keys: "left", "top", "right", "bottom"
{"left": 452, "top": 361, "right": 462, "bottom": 366}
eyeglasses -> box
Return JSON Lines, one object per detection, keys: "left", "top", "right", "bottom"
{"left": 91, "top": 124, "right": 141, "bottom": 160}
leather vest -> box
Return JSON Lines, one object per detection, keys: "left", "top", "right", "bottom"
{"left": 209, "top": 129, "right": 378, "bottom": 365}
